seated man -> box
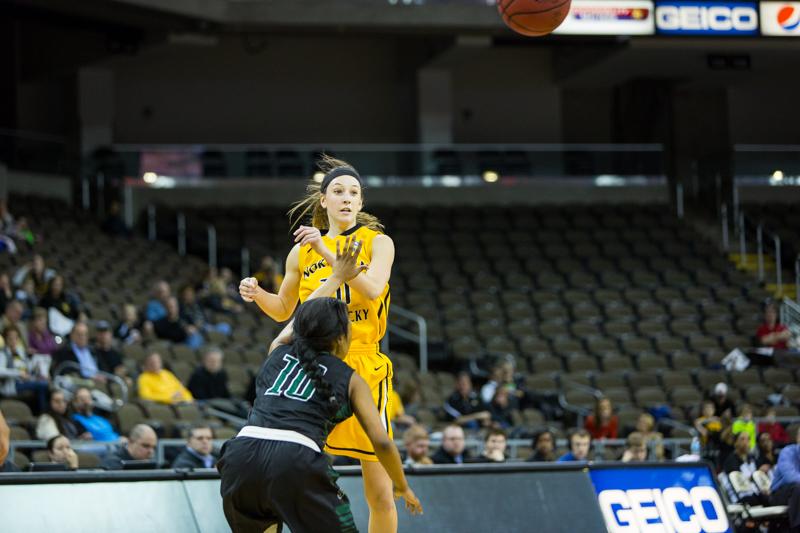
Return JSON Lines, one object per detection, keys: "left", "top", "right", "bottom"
{"left": 402, "top": 424, "right": 432, "bottom": 466}
{"left": 93, "top": 320, "right": 128, "bottom": 382}
{"left": 557, "top": 429, "right": 592, "bottom": 462}
{"left": 71, "top": 387, "right": 120, "bottom": 442}
{"left": 471, "top": 428, "right": 507, "bottom": 463}
{"left": 171, "top": 424, "right": 216, "bottom": 469}
{"left": 621, "top": 432, "right": 648, "bottom": 462}
{"left": 771, "top": 426, "right": 800, "bottom": 529}
{"left": 101, "top": 424, "right": 158, "bottom": 470}
{"left": 432, "top": 424, "right": 471, "bottom": 464}
{"left": 443, "top": 372, "right": 491, "bottom": 429}
{"left": 187, "top": 346, "right": 230, "bottom": 400}
{"left": 153, "top": 297, "right": 203, "bottom": 349}
{"left": 46, "top": 434, "right": 79, "bottom": 470}
{"left": 137, "top": 352, "right": 193, "bottom": 405}
{"left": 52, "top": 322, "right": 105, "bottom": 383}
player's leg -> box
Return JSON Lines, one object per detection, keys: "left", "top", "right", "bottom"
{"left": 361, "top": 459, "right": 397, "bottom": 533}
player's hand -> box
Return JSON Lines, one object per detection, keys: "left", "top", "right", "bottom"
{"left": 294, "top": 225, "right": 325, "bottom": 254}
{"left": 331, "top": 236, "right": 367, "bottom": 282}
{"left": 239, "top": 277, "right": 259, "bottom": 303}
{"left": 394, "top": 486, "right": 423, "bottom": 515}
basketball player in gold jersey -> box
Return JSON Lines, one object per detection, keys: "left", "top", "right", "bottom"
{"left": 239, "top": 156, "right": 398, "bottom": 533}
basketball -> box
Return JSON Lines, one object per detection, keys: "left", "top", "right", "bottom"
{"left": 497, "top": 0, "right": 572, "bottom": 37}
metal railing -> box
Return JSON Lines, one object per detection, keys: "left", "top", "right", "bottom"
{"left": 781, "top": 298, "right": 800, "bottom": 339}
{"left": 737, "top": 212, "right": 784, "bottom": 294}
{"left": 51, "top": 362, "right": 130, "bottom": 407}
{"left": 387, "top": 305, "right": 429, "bottom": 374}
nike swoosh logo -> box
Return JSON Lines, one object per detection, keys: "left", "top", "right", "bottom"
{"left": 373, "top": 365, "right": 383, "bottom": 371}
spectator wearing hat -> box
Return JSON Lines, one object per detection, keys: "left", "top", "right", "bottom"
{"left": 712, "top": 382, "right": 735, "bottom": 418}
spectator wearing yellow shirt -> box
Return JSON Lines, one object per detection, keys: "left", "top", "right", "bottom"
{"left": 138, "top": 351, "right": 193, "bottom": 404}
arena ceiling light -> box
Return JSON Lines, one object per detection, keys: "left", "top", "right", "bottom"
{"left": 142, "top": 172, "right": 158, "bottom": 184}
{"left": 482, "top": 170, "right": 500, "bottom": 183}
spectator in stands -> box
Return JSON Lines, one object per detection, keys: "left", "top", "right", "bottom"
{"left": 0, "top": 272, "right": 13, "bottom": 314}
{"left": 621, "top": 432, "right": 648, "bottom": 462}
{"left": 154, "top": 297, "right": 203, "bottom": 349}
{"left": 36, "top": 388, "right": 85, "bottom": 441}
{"left": 1, "top": 300, "right": 29, "bottom": 347}
{"left": 732, "top": 403, "right": 757, "bottom": 451}
{"left": 443, "top": 372, "right": 491, "bottom": 429}
{"left": 471, "top": 428, "right": 507, "bottom": 463}
{"left": 695, "top": 400, "right": 723, "bottom": 450}
{"left": 759, "top": 407, "right": 789, "bottom": 447}
{"left": 253, "top": 255, "right": 282, "bottom": 293}
{"left": 178, "top": 285, "right": 231, "bottom": 337}
{"left": 527, "top": 429, "right": 556, "bottom": 462}
{"left": 488, "top": 387, "right": 517, "bottom": 429}
{"left": 187, "top": 346, "right": 230, "bottom": 400}
{"left": 101, "top": 200, "right": 130, "bottom": 237}
{"left": 52, "top": 322, "right": 105, "bottom": 383}
{"left": 432, "top": 424, "right": 471, "bottom": 464}
{"left": 172, "top": 424, "right": 217, "bottom": 469}
{"left": 480, "top": 359, "right": 523, "bottom": 406}
{"left": 2, "top": 325, "right": 48, "bottom": 411}
{"left": 202, "top": 268, "right": 243, "bottom": 315}
{"left": 145, "top": 280, "right": 172, "bottom": 323}
{"left": 115, "top": 303, "right": 149, "bottom": 345}
{"left": 724, "top": 431, "right": 766, "bottom": 506}
{"left": 635, "top": 413, "right": 664, "bottom": 461}
{"left": 15, "top": 278, "right": 38, "bottom": 317}
{"left": 557, "top": 429, "right": 592, "bottom": 462}
{"left": 402, "top": 424, "right": 432, "bottom": 466}
{"left": 93, "top": 320, "right": 128, "bottom": 383}
{"left": 757, "top": 301, "right": 792, "bottom": 350}
{"left": 584, "top": 397, "right": 619, "bottom": 440}
{"left": 12, "top": 254, "right": 55, "bottom": 299}
{"left": 138, "top": 351, "right": 193, "bottom": 405}
{"left": 28, "top": 307, "right": 59, "bottom": 355}
{"left": 712, "top": 382, "right": 736, "bottom": 418}
{"left": 771, "top": 426, "right": 800, "bottom": 529}
{"left": 100, "top": 424, "right": 158, "bottom": 470}
{"left": 47, "top": 434, "right": 78, "bottom": 470}
{"left": 757, "top": 432, "right": 777, "bottom": 473}
{"left": 40, "top": 275, "right": 81, "bottom": 321}
{"left": 71, "top": 386, "right": 119, "bottom": 442}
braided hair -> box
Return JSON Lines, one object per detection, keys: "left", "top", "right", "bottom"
{"left": 292, "top": 298, "right": 350, "bottom": 415}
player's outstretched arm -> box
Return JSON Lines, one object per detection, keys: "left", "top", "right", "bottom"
{"left": 241, "top": 245, "right": 301, "bottom": 323}
{"left": 350, "top": 374, "right": 423, "bottom": 516}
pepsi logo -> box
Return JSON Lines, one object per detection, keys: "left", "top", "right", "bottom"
{"left": 777, "top": 5, "right": 800, "bottom": 29}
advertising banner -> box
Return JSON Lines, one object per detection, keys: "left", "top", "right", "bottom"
{"left": 554, "top": 0, "right": 655, "bottom": 35}
{"left": 589, "top": 463, "right": 732, "bottom": 533}
{"left": 760, "top": 2, "right": 800, "bottom": 35}
{"left": 655, "top": 1, "right": 759, "bottom": 35}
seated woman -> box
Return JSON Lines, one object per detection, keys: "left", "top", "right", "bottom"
{"left": 46, "top": 434, "right": 79, "bottom": 470}
{"left": 585, "top": 397, "right": 619, "bottom": 440}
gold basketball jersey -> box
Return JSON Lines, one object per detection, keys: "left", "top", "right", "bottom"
{"left": 297, "top": 225, "right": 390, "bottom": 346}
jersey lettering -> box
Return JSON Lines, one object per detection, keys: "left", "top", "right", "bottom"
{"left": 265, "top": 353, "right": 328, "bottom": 402}
{"left": 320, "top": 277, "right": 352, "bottom": 305}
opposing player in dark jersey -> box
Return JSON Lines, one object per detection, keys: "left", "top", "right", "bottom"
{"left": 219, "top": 237, "right": 421, "bottom": 533}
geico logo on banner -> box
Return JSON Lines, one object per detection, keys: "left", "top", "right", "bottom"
{"left": 760, "top": 2, "right": 800, "bottom": 35}
{"left": 553, "top": 0, "right": 655, "bottom": 35}
{"left": 655, "top": 1, "right": 759, "bottom": 34}
{"left": 599, "top": 487, "right": 729, "bottom": 533}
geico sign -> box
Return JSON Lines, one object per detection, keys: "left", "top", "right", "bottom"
{"left": 599, "top": 486, "right": 729, "bottom": 533}
{"left": 656, "top": 4, "right": 758, "bottom": 31}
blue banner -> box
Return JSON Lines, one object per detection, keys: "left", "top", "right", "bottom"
{"left": 655, "top": 0, "right": 759, "bottom": 34}
{"left": 589, "top": 464, "right": 732, "bottom": 533}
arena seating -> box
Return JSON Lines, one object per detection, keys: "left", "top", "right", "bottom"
{"left": 149, "top": 202, "right": 789, "bottom": 437}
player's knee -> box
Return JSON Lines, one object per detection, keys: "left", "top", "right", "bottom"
{"left": 365, "top": 487, "right": 396, "bottom": 513}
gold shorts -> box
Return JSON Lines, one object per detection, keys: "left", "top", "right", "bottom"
{"left": 325, "top": 344, "right": 393, "bottom": 462}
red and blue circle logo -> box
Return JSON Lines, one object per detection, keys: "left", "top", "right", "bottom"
{"left": 778, "top": 5, "right": 800, "bottom": 30}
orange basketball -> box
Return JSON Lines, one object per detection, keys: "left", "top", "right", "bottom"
{"left": 497, "top": 0, "right": 572, "bottom": 37}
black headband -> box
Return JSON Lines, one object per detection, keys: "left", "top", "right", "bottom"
{"left": 320, "top": 167, "right": 362, "bottom": 192}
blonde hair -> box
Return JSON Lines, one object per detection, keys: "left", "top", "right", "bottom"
{"left": 287, "top": 155, "right": 383, "bottom": 232}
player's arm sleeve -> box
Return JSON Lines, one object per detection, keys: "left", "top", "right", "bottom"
{"left": 350, "top": 373, "right": 410, "bottom": 492}
{"left": 348, "top": 235, "right": 394, "bottom": 301}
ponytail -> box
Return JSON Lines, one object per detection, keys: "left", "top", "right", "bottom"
{"left": 293, "top": 337, "right": 340, "bottom": 414}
